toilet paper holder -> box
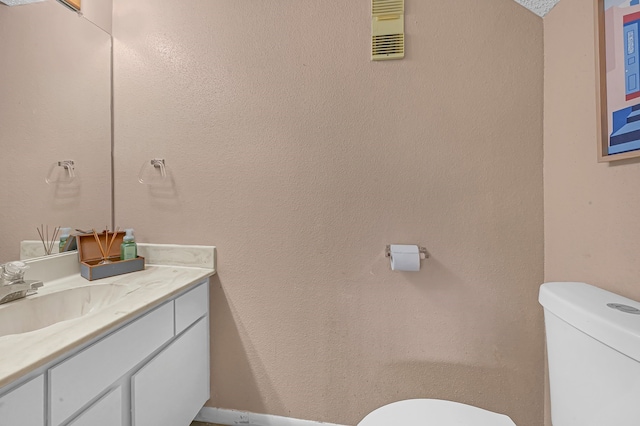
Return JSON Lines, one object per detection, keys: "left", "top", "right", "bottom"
{"left": 385, "top": 245, "right": 429, "bottom": 260}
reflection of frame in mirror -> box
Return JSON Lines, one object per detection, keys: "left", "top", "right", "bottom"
{"left": 57, "top": 0, "right": 80, "bottom": 11}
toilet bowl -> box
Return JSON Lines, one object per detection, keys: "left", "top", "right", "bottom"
{"left": 358, "top": 399, "right": 516, "bottom": 426}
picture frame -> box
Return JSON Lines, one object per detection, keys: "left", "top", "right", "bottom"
{"left": 596, "top": 0, "right": 640, "bottom": 162}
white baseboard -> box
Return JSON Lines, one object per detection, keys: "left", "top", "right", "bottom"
{"left": 195, "top": 407, "right": 350, "bottom": 426}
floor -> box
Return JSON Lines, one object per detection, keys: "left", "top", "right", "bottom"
{"left": 191, "top": 422, "right": 223, "bottom": 426}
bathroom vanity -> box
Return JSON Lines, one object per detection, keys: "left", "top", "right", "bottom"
{"left": 0, "top": 244, "right": 215, "bottom": 426}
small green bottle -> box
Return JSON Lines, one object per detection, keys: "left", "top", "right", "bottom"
{"left": 59, "top": 228, "right": 72, "bottom": 252}
{"left": 120, "top": 228, "right": 137, "bottom": 261}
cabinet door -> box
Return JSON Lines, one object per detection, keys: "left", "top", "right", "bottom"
{"left": 68, "top": 386, "right": 122, "bottom": 426}
{"left": 0, "top": 375, "right": 44, "bottom": 426}
{"left": 132, "top": 316, "right": 209, "bottom": 426}
{"left": 49, "top": 302, "right": 173, "bottom": 426}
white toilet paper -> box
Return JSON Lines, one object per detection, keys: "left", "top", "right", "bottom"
{"left": 389, "top": 244, "right": 421, "bottom": 272}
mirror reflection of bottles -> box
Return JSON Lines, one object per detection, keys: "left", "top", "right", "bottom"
{"left": 120, "top": 229, "right": 137, "bottom": 260}
{"left": 59, "top": 228, "right": 72, "bottom": 251}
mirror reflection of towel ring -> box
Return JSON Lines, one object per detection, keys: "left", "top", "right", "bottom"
{"left": 138, "top": 158, "right": 166, "bottom": 184}
{"left": 45, "top": 160, "right": 76, "bottom": 184}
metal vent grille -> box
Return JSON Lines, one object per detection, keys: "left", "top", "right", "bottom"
{"left": 372, "top": 0, "right": 403, "bottom": 17}
{"left": 372, "top": 34, "right": 404, "bottom": 58}
{"left": 371, "top": 0, "right": 404, "bottom": 60}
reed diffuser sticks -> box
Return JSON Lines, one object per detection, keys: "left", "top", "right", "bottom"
{"left": 106, "top": 226, "right": 120, "bottom": 255}
{"left": 37, "top": 225, "right": 61, "bottom": 255}
{"left": 92, "top": 229, "right": 106, "bottom": 259}
{"left": 92, "top": 227, "right": 120, "bottom": 262}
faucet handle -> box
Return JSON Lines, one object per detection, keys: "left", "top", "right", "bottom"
{"left": 27, "top": 280, "right": 44, "bottom": 290}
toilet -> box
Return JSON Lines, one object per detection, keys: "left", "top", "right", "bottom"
{"left": 539, "top": 281, "right": 640, "bottom": 425}
{"left": 359, "top": 281, "right": 640, "bottom": 425}
{"left": 358, "top": 398, "right": 516, "bottom": 425}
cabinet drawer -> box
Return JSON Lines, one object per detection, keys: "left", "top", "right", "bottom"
{"left": 175, "top": 281, "right": 208, "bottom": 334}
{"left": 0, "top": 375, "right": 44, "bottom": 426}
{"left": 49, "top": 302, "right": 174, "bottom": 426}
{"left": 68, "top": 386, "right": 122, "bottom": 426}
{"left": 132, "top": 316, "right": 210, "bottom": 426}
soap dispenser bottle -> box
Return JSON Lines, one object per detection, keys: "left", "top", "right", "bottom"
{"left": 120, "top": 228, "right": 137, "bottom": 261}
{"left": 59, "top": 228, "right": 72, "bottom": 252}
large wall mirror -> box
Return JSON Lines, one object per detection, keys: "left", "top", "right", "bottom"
{"left": 0, "top": 0, "right": 112, "bottom": 262}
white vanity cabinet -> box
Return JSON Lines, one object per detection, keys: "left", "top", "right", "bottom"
{"left": 132, "top": 281, "right": 209, "bottom": 425}
{"left": 132, "top": 316, "right": 209, "bottom": 426}
{"left": 0, "top": 279, "right": 210, "bottom": 426}
{"left": 67, "top": 386, "right": 122, "bottom": 426}
{"left": 49, "top": 301, "right": 175, "bottom": 425}
{"left": 0, "top": 375, "right": 45, "bottom": 425}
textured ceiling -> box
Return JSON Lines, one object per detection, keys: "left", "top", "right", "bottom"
{"left": 513, "top": 0, "right": 561, "bottom": 17}
{"left": 0, "top": 0, "right": 44, "bottom": 5}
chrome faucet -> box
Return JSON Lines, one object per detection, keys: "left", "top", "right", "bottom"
{"left": 0, "top": 261, "right": 43, "bottom": 305}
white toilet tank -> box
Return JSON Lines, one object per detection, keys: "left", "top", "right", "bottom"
{"left": 539, "top": 282, "right": 640, "bottom": 426}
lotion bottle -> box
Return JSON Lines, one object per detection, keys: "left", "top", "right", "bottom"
{"left": 120, "top": 228, "right": 137, "bottom": 260}
{"left": 59, "top": 228, "right": 72, "bottom": 252}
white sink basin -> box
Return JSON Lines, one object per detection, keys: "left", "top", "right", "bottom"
{"left": 0, "top": 283, "right": 135, "bottom": 337}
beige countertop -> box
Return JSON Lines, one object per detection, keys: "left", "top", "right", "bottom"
{"left": 0, "top": 244, "right": 216, "bottom": 390}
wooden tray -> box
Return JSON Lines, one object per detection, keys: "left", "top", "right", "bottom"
{"left": 76, "top": 231, "right": 144, "bottom": 281}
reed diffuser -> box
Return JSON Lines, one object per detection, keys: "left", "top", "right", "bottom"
{"left": 77, "top": 226, "right": 144, "bottom": 280}
{"left": 36, "top": 225, "right": 61, "bottom": 256}
{"left": 92, "top": 226, "right": 120, "bottom": 264}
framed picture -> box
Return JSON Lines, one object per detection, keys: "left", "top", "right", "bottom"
{"left": 596, "top": 0, "right": 640, "bottom": 162}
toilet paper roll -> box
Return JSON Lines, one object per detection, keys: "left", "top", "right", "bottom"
{"left": 389, "top": 244, "right": 421, "bottom": 272}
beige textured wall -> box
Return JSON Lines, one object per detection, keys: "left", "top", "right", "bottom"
{"left": 82, "top": 0, "right": 113, "bottom": 34}
{"left": 0, "top": 0, "right": 111, "bottom": 262}
{"left": 544, "top": 1, "right": 640, "bottom": 299}
{"left": 113, "top": 1, "right": 544, "bottom": 425}
{"left": 544, "top": 1, "right": 640, "bottom": 424}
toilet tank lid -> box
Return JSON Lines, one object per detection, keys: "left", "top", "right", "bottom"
{"left": 539, "top": 282, "right": 640, "bottom": 362}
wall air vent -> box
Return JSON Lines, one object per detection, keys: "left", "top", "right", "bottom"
{"left": 371, "top": 0, "right": 404, "bottom": 61}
